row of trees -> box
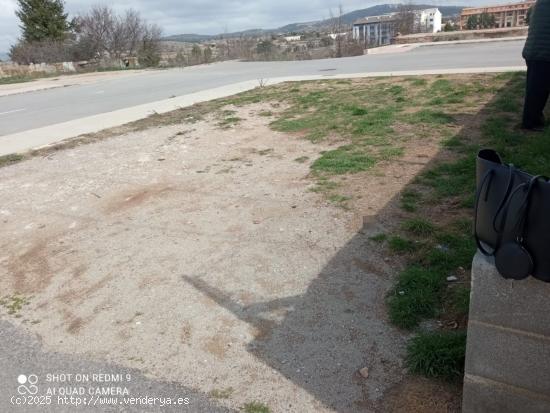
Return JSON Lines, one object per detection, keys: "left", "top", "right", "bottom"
{"left": 10, "top": 0, "right": 162, "bottom": 66}
{"left": 465, "top": 13, "right": 496, "bottom": 30}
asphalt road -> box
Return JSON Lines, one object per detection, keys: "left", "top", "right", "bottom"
{"left": 0, "top": 40, "right": 525, "bottom": 136}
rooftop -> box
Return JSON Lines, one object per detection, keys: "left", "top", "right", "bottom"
{"left": 353, "top": 8, "right": 440, "bottom": 25}
{"left": 462, "top": 0, "right": 535, "bottom": 12}
{"left": 353, "top": 14, "right": 397, "bottom": 25}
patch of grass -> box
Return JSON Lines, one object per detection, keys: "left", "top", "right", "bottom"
{"left": 297, "top": 91, "right": 328, "bottom": 107}
{"left": 218, "top": 116, "right": 242, "bottom": 128}
{"left": 388, "top": 236, "right": 417, "bottom": 254}
{"left": 448, "top": 286, "right": 471, "bottom": 318}
{"left": 402, "top": 218, "right": 435, "bottom": 237}
{"left": 312, "top": 146, "right": 376, "bottom": 174}
{"left": 388, "top": 228, "right": 475, "bottom": 330}
{"left": 441, "top": 135, "right": 464, "bottom": 149}
{"left": 408, "top": 78, "right": 428, "bottom": 87}
{"left": 370, "top": 233, "right": 387, "bottom": 243}
{"left": 328, "top": 194, "right": 351, "bottom": 206}
{"left": 383, "top": 74, "right": 539, "bottom": 385}
{"left": 242, "top": 402, "right": 271, "bottom": 413}
{"left": 349, "top": 106, "right": 368, "bottom": 116}
{"left": 309, "top": 177, "right": 339, "bottom": 193}
{"left": 388, "top": 266, "right": 443, "bottom": 328}
{"left": 400, "top": 189, "right": 422, "bottom": 212}
{"left": 353, "top": 107, "right": 396, "bottom": 136}
{"left": 0, "top": 75, "right": 36, "bottom": 85}
{"left": 209, "top": 387, "right": 234, "bottom": 399}
{"left": 0, "top": 153, "right": 24, "bottom": 168}
{"left": 294, "top": 156, "right": 309, "bottom": 163}
{"left": 424, "top": 232, "right": 475, "bottom": 273}
{"left": 406, "top": 331, "right": 467, "bottom": 381}
{"left": 493, "top": 95, "right": 521, "bottom": 113}
{"left": 271, "top": 116, "right": 323, "bottom": 136}
{"left": 388, "top": 84, "right": 405, "bottom": 96}
{"left": 431, "top": 79, "right": 453, "bottom": 94}
{"left": 258, "top": 110, "right": 273, "bottom": 117}
{"left": 419, "top": 157, "right": 475, "bottom": 201}
{"left": 0, "top": 294, "right": 31, "bottom": 315}
{"left": 378, "top": 146, "right": 404, "bottom": 160}
{"left": 406, "top": 109, "right": 455, "bottom": 125}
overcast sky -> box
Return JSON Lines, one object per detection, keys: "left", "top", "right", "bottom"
{"left": 0, "top": 0, "right": 519, "bottom": 52}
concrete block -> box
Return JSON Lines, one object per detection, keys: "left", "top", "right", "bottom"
{"left": 469, "top": 253, "right": 550, "bottom": 336}
{"left": 464, "top": 252, "right": 550, "bottom": 412}
{"left": 463, "top": 375, "right": 550, "bottom": 413}
{"left": 465, "top": 320, "right": 550, "bottom": 395}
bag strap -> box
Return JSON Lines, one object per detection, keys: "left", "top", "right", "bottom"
{"left": 474, "top": 169, "right": 496, "bottom": 255}
{"left": 510, "top": 175, "right": 549, "bottom": 244}
{"left": 474, "top": 165, "right": 516, "bottom": 256}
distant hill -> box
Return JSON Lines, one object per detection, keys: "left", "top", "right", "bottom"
{"left": 163, "top": 3, "right": 464, "bottom": 43}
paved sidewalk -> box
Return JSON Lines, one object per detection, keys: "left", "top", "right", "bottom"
{"left": 367, "top": 36, "right": 527, "bottom": 55}
{"left": 0, "top": 66, "right": 525, "bottom": 157}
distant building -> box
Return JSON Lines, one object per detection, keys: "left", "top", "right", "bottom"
{"left": 283, "top": 35, "right": 302, "bottom": 42}
{"left": 353, "top": 8, "right": 442, "bottom": 47}
{"left": 353, "top": 14, "right": 398, "bottom": 47}
{"left": 328, "top": 32, "right": 348, "bottom": 40}
{"left": 460, "top": 1, "right": 535, "bottom": 30}
{"left": 414, "top": 8, "right": 442, "bottom": 33}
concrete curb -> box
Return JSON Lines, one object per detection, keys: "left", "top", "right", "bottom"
{"left": 0, "top": 66, "right": 526, "bottom": 157}
{"left": 416, "top": 36, "right": 527, "bottom": 47}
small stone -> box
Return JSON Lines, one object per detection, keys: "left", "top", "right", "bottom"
{"left": 447, "top": 276, "right": 458, "bottom": 282}
{"left": 359, "top": 367, "right": 369, "bottom": 379}
{"left": 157, "top": 158, "right": 166, "bottom": 161}
{"left": 253, "top": 220, "right": 261, "bottom": 224}
{"left": 398, "top": 290, "right": 405, "bottom": 296}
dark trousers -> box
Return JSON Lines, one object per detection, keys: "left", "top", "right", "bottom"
{"left": 523, "top": 60, "right": 550, "bottom": 128}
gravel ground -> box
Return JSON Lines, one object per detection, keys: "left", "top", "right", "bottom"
{"left": 0, "top": 104, "right": 407, "bottom": 412}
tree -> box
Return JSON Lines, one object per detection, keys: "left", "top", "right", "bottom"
{"left": 329, "top": 4, "right": 346, "bottom": 57}
{"left": 138, "top": 23, "right": 162, "bottom": 67}
{"left": 16, "top": 0, "right": 71, "bottom": 42}
{"left": 190, "top": 44, "right": 202, "bottom": 64}
{"left": 479, "top": 12, "right": 495, "bottom": 29}
{"left": 203, "top": 46, "right": 212, "bottom": 63}
{"left": 395, "top": 3, "right": 417, "bottom": 35}
{"left": 466, "top": 15, "right": 479, "bottom": 30}
{"left": 443, "top": 22, "right": 456, "bottom": 32}
{"left": 77, "top": 6, "right": 146, "bottom": 60}
{"left": 256, "top": 40, "right": 273, "bottom": 58}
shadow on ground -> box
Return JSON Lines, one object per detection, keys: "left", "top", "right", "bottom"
{"left": 182, "top": 76, "right": 530, "bottom": 412}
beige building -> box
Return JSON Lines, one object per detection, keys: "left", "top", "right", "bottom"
{"left": 460, "top": 1, "right": 536, "bottom": 29}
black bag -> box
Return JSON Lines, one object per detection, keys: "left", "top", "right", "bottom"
{"left": 475, "top": 149, "right": 550, "bottom": 282}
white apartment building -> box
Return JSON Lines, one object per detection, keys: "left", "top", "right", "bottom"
{"left": 353, "top": 8, "right": 442, "bottom": 47}
{"left": 414, "top": 8, "right": 442, "bottom": 33}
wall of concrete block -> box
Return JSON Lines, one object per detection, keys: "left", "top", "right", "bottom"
{"left": 463, "top": 253, "right": 550, "bottom": 413}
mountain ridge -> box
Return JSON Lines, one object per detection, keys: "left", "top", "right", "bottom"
{"left": 163, "top": 3, "right": 463, "bottom": 43}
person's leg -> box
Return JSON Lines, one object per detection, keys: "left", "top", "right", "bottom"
{"left": 523, "top": 60, "right": 549, "bottom": 129}
{"left": 540, "top": 61, "right": 550, "bottom": 125}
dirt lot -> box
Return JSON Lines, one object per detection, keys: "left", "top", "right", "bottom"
{"left": 0, "top": 94, "right": 463, "bottom": 411}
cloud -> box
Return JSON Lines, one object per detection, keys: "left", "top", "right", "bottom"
{"left": 0, "top": 0, "right": 518, "bottom": 53}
